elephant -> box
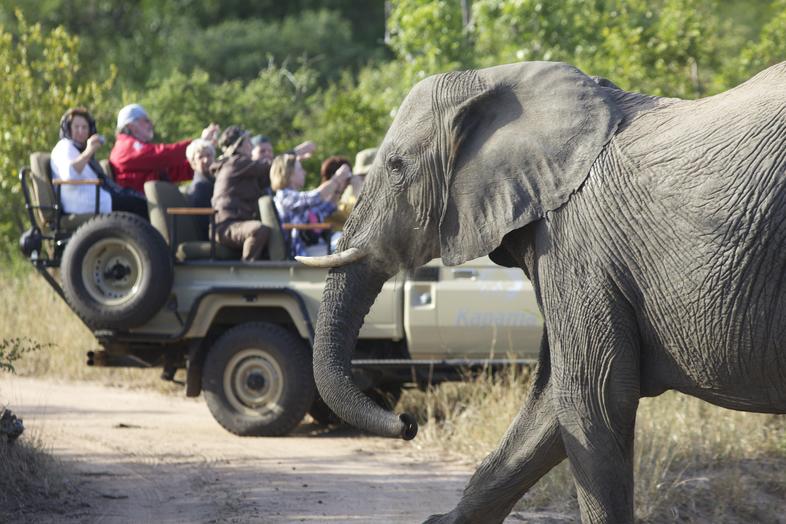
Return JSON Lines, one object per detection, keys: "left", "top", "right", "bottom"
{"left": 296, "top": 60, "right": 786, "bottom": 523}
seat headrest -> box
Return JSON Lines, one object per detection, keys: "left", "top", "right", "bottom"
{"left": 30, "top": 152, "right": 52, "bottom": 182}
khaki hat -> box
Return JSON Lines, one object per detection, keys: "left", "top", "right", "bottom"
{"left": 353, "top": 147, "right": 378, "bottom": 176}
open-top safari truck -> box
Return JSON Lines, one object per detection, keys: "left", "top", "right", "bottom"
{"left": 18, "top": 152, "right": 543, "bottom": 436}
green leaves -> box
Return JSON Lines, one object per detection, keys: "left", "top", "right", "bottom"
{"left": 386, "top": 0, "right": 776, "bottom": 99}
{"left": 134, "top": 65, "right": 317, "bottom": 150}
{"left": 160, "top": 10, "right": 368, "bottom": 84}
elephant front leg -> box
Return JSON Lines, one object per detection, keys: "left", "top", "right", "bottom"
{"left": 425, "top": 347, "right": 567, "bottom": 524}
{"left": 551, "top": 296, "right": 640, "bottom": 523}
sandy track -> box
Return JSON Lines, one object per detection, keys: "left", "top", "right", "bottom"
{"left": 4, "top": 376, "right": 478, "bottom": 524}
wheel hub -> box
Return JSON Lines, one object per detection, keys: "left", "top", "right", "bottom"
{"left": 81, "top": 238, "right": 144, "bottom": 305}
{"left": 246, "top": 372, "right": 266, "bottom": 391}
{"left": 103, "top": 261, "right": 131, "bottom": 281}
{"left": 224, "top": 349, "right": 285, "bottom": 417}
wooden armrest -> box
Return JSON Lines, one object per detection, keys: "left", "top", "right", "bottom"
{"left": 166, "top": 207, "right": 217, "bottom": 216}
{"left": 282, "top": 222, "right": 333, "bottom": 231}
{"left": 52, "top": 179, "right": 101, "bottom": 186}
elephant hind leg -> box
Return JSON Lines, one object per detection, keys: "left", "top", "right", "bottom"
{"left": 426, "top": 335, "right": 567, "bottom": 524}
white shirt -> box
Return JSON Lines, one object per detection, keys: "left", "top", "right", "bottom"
{"left": 50, "top": 138, "right": 111, "bottom": 214}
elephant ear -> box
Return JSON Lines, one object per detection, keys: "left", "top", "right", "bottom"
{"left": 439, "top": 61, "right": 622, "bottom": 266}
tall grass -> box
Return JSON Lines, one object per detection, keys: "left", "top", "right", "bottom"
{"left": 0, "top": 269, "right": 179, "bottom": 391}
{"left": 399, "top": 369, "right": 786, "bottom": 522}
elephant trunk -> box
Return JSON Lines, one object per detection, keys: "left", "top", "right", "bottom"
{"left": 313, "top": 261, "right": 418, "bottom": 440}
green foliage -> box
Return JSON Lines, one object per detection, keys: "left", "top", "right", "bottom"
{"left": 472, "top": 0, "right": 607, "bottom": 65}
{"left": 735, "top": 0, "right": 786, "bottom": 83}
{"left": 471, "top": 0, "right": 736, "bottom": 97}
{"left": 161, "top": 10, "right": 368, "bottom": 83}
{"left": 0, "top": 11, "right": 114, "bottom": 252}
{"left": 0, "top": 0, "right": 191, "bottom": 87}
{"left": 0, "top": 337, "right": 48, "bottom": 374}
{"left": 296, "top": 75, "right": 391, "bottom": 161}
{"left": 133, "top": 65, "right": 317, "bottom": 151}
{"left": 387, "top": 0, "right": 471, "bottom": 75}
{"left": 1, "top": 0, "right": 387, "bottom": 89}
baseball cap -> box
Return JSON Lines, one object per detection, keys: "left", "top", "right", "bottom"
{"left": 116, "top": 104, "right": 149, "bottom": 131}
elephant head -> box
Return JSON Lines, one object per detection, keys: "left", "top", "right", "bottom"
{"left": 299, "top": 61, "right": 622, "bottom": 439}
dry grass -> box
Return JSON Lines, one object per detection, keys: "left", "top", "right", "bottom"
{"left": 399, "top": 368, "right": 786, "bottom": 522}
{"left": 0, "top": 270, "right": 180, "bottom": 392}
{"left": 0, "top": 430, "right": 76, "bottom": 523}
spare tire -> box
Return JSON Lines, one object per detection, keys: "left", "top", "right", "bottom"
{"left": 61, "top": 212, "right": 173, "bottom": 330}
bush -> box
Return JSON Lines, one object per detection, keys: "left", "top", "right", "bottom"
{"left": 0, "top": 338, "right": 46, "bottom": 374}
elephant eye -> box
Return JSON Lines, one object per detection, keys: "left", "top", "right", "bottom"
{"left": 386, "top": 155, "right": 407, "bottom": 191}
{"left": 386, "top": 155, "right": 404, "bottom": 175}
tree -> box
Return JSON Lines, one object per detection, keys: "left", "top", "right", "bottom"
{"left": 734, "top": 0, "right": 786, "bottom": 83}
{"left": 0, "top": 0, "right": 387, "bottom": 88}
{"left": 160, "top": 10, "right": 366, "bottom": 84}
{"left": 386, "top": 0, "right": 473, "bottom": 75}
{"left": 471, "top": 0, "right": 736, "bottom": 98}
{"left": 296, "top": 74, "right": 391, "bottom": 164}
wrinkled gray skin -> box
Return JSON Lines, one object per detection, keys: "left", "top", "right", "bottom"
{"left": 311, "top": 60, "right": 786, "bottom": 523}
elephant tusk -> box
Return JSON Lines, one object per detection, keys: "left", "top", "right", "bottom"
{"left": 295, "top": 247, "right": 367, "bottom": 268}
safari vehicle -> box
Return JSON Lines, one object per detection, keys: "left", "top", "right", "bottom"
{"left": 19, "top": 152, "right": 543, "bottom": 436}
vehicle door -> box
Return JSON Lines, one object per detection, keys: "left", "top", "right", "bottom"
{"left": 434, "top": 256, "right": 542, "bottom": 359}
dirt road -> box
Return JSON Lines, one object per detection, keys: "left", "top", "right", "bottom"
{"left": 4, "top": 376, "right": 478, "bottom": 523}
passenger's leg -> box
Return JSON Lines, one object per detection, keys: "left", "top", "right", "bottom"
{"left": 217, "top": 221, "right": 270, "bottom": 261}
{"left": 241, "top": 222, "right": 270, "bottom": 261}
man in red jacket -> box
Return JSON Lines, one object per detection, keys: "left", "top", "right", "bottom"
{"left": 109, "top": 104, "right": 219, "bottom": 194}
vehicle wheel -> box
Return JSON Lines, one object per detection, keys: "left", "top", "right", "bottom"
{"left": 202, "top": 323, "right": 315, "bottom": 436}
{"left": 367, "top": 385, "right": 402, "bottom": 411}
{"left": 308, "top": 395, "right": 340, "bottom": 426}
{"left": 60, "top": 212, "right": 173, "bottom": 330}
